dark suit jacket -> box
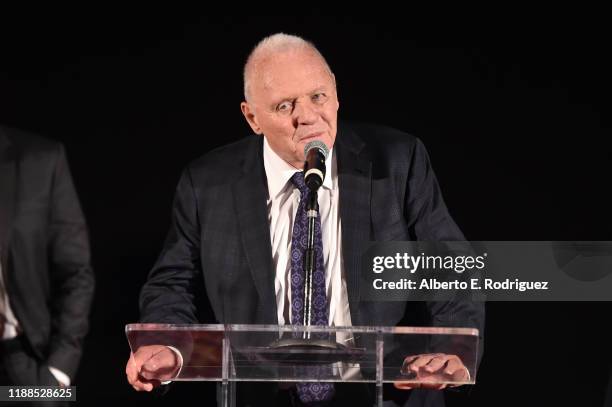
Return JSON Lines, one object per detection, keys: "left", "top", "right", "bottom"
{"left": 0, "top": 126, "right": 95, "bottom": 380}
{"left": 139, "top": 121, "right": 485, "bottom": 406}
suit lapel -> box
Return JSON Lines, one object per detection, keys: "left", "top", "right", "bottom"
{"left": 232, "top": 137, "right": 277, "bottom": 322}
{"left": 0, "top": 131, "right": 17, "bottom": 272}
{"left": 336, "top": 124, "right": 372, "bottom": 325}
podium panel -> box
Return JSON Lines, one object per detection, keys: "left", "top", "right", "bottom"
{"left": 126, "top": 324, "right": 479, "bottom": 406}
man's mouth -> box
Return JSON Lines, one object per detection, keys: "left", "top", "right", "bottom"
{"left": 299, "top": 132, "right": 324, "bottom": 142}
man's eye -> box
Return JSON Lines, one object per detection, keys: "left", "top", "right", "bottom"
{"left": 312, "top": 93, "right": 328, "bottom": 103}
{"left": 276, "top": 102, "right": 293, "bottom": 112}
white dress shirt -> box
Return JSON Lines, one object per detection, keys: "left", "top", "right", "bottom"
{"left": 0, "top": 254, "right": 20, "bottom": 340}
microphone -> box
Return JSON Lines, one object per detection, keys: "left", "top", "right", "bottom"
{"left": 302, "top": 140, "right": 328, "bottom": 328}
{"left": 303, "top": 140, "right": 329, "bottom": 191}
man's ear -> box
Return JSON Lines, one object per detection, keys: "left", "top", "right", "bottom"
{"left": 240, "top": 102, "right": 262, "bottom": 135}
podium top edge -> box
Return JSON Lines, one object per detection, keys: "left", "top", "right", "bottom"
{"left": 125, "top": 324, "right": 478, "bottom": 337}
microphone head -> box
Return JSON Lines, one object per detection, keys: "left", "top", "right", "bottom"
{"left": 304, "top": 140, "right": 329, "bottom": 160}
{"left": 303, "top": 140, "right": 329, "bottom": 191}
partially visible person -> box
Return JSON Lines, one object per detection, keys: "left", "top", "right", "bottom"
{"left": 0, "top": 125, "right": 95, "bottom": 388}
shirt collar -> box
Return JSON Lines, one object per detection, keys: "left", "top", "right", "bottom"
{"left": 263, "top": 136, "right": 334, "bottom": 200}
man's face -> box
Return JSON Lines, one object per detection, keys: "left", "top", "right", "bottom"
{"left": 241, "top": 49, "right": 339, "bottom": 168}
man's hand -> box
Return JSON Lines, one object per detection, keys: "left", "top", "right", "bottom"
{"left": 126, "top": 345, "right": 181, "bottom": 391}
{"left": 394, "top": 353, "right": 469, "bottom": 390}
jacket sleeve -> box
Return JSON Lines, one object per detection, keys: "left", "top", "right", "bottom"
{"left": 139, "top": 167, "right": 205, "bottom": 325}
{"left": 404, "top": 138, "right": 485, "bottom": 369}
{"left": 46, "top": 143, "right": 95, "bottom": 380}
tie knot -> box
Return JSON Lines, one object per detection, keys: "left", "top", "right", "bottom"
{"left": 290, "top": 172, "right": 309, "bottom": 195}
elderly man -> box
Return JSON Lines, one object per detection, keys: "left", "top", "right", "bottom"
{"left": 127, "top": 33, "right": 484, "bottom": 407}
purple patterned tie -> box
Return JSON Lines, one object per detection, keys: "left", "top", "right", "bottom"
{"left": 290, "top": 172, "right": 335, "bottom": 404}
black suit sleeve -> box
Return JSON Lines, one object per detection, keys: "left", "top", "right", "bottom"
{"left": 139, "top": 168, "right": 204, "bottom": 325}
{"left": 405, "top": 138, "right": 485, "bottom": 368}
{"left": 46, "top": 144, "right": 95, "bottom": 379}
{"left": 405, "top": 138, "right": 465, "bottom": 242}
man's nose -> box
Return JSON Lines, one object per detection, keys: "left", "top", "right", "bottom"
{"left": 292, "top": 100, "right": 318, "bottom": 126}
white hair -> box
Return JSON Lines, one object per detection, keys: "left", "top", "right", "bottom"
{"left": 243, "top": 33, "right": 333, "bottom": 101}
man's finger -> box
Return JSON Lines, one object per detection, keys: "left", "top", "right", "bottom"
{"left": 423, "top": 356, "right": 448, "bottom": 373}
{"left": 405, "top": 354, "right": 441, "bottom": 371}
{"left": 128, "top": 369, "right": 161, "bottom": 392}
{"left": 126, "top": 349, "right": 165, "bottom": 391}
{"left": 394, "top": 382, "right": 419, "bottom": 390}
{"left": 133, "top": 380, "right": 153, "bottom": 392}
{"left": 126, "top": 368, "right": 155, "bottom": 392}
{"left": 396, "top": 353, "right": 467, "bottom": 391}
{"left": 126, "top": 353, "right": 141, "bottom": 385}
{"left": 403, "top": 355, "right": 419, "bottom": 365}
{"left": 443, "top": 358, "right": 469, "bottom": 380}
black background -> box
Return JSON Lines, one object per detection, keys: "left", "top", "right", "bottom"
{"left": 1, "top": 12, "right": 611, "bottom": 407}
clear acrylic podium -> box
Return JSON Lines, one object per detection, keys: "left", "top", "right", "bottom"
{"left": 126, "top": 324, "right": 479, "bottom": 407}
